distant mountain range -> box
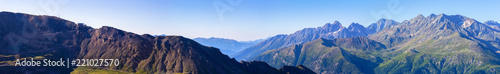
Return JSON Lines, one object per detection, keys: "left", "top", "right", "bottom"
{"left": 2, "top": 11, "right": 500, "bottom": 74}
{"left": 251, "top": 14, "right": 500, "bottom": 73}
{"left": 233, "top": 19, "right": 398, "bottom": 60}
{"left": 0, "top": 12, "right": 315, "bottom": 74}
{"left": 193, "top": 37, "right": 263, "bottom": 56}
{"left": 485, "top": 20, "right": 500, "bottom": 30}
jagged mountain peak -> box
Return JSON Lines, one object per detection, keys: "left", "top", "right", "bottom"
{"left": 415, "top": 14, "right": 426, "bottom": 20}
{"left": 413, "top": 14, "right": 468, "bottom": 23}
{"left": 322, "top": 20, "right": 343, "bottom": 28}
{"left": 432, "top": 14, "right": 471, "bottom": 23}
{"left": 483, "top": 20, "right": 500, "bottom": 30}
{"left": 367, "top": 18, "right": 398, "bottom": 34}
{"left": 368, "top": 13, "right": 500, "bottom": 73}
{"left": 401, "top": 13, "right": 477, "bottom": 30}
{"left": 348, "top": 23, "right": 364, "bottom": 28}
{"left": 372, "top": 13, "right": 498, "bottom": 43}
{"left": 234, "top": 20, "right": 369, "bottom": 61}
{"left": 485, "top": 20, "right": 500, "bottom": 25}
{"left": 333, "top": 20, "right": 341, "bottom": 24}
{"left": 347, "top": 23, "right": 366, "bottom": 31}
{"left": 377, "top": 18, "right": 390, "bottom": 22}
{"left": 251, "top": 13, "right": 500, "bottom": 74}
{"left": 376, "top": 18, "right": 398, "bottom": 26}
{"left": 435, "top": 14, "right": 480, "bottom": 30}
{"left": 428, "top": 13, "right": 437, "bottom": 18}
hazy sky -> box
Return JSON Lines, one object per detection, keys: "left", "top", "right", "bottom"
{"left": 1, "top": 0, "right": 499, "bottom": 41}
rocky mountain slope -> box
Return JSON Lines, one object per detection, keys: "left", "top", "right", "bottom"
{"left": 234, "top": 19, "right": 397, "bottom": 60}
{"left": 367, "top": 18, "right": 399, "bottom": 34}
{"left": 0, "top": 12, "right": 92, "bottom": 73}
{"left": 0, "top": 12, "right": 315, "bottom": 74}
{"left": 252, "top": 37, "right": 386, "bottom": 74}
{"left": 369, "top": 14, "right": 500, "bottom": 73}
{"left": 253, "top": 14, "right": 500, "bottom": 74}
{"left": 484, "top": 20, "right": 500, "bottom": 30}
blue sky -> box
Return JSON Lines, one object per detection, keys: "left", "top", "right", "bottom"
{"left": 1, "top": 0, "right": 499, "bottom": 41}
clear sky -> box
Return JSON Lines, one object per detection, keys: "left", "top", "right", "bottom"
{"left": 1, "top": 0, "right": 499, "bottom": 41}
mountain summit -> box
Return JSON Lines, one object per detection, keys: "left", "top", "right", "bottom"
{"left": 0, "top": 12, "right": 316, "bottom": 74}
{"left": 234, "top": 19, "right": 397, "bottom": 60}
{"left": 368, "top": 13, "right": 500, "bottom": 73}
{"left": 367, "top": 18, "right": 399, "bottom": 34}
{"left": 252, "top": 14, "right": 500, "bottom": 73}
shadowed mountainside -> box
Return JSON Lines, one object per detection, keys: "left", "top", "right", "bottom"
{"left": 252, "top": 37, "right": 385, "bottom": 74}
{"left": 0, "top": 12, "right": 315, "bottom": 74}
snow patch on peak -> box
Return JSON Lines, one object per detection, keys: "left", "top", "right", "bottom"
{"left": 462, "top": 20, "right": 473, "bottom": 28}
{"left": 327, "top": 27, "right": 345, "bottom": 35}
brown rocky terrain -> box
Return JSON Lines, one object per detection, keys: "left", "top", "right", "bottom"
{"left": 0, "top": 11, "right": 315, "bottom": 74}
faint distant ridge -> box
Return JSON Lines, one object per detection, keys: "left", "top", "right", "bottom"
{"left": 484, "top": 20, "right": 500, "bottom": 30}
{"left": 240, "top": 38, "right": 267, "bottom": 44}
{"left": 193, "top": 37, "right": 263, "bottom": 55}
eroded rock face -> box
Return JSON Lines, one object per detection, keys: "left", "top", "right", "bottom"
{"left": 0, "top": 12, "right": 316, "bottom": 74}
{"left": 234, "top": 19, "right": 397, "bottom": 61}
{"left": 79, "top": 27, "right": 314, "bottom": 74}
{"left": 0, "top": 12, "right": 92, "bottom": 73}
{"left": 368, "top": 14, "right": 500, "bottom": 74}
{"left": 252, "top": 37, "right": 384, "bottom": 74}
{"left": 0, "top": 12, "right": 92, "bottom": 56}
{"left": 254, "top": 14, "right": 500, "bottom": 74}
{"left": 78, "top": 26, "right": 154, "bottom": 72}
